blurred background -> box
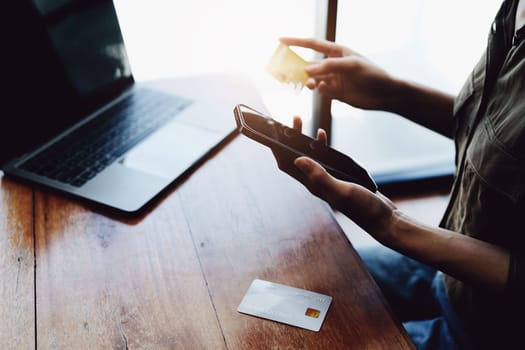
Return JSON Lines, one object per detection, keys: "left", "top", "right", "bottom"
{"left": 113, "top": 0, "right": 502, "bottom": 182}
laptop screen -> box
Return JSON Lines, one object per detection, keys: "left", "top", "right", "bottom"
{"left": 1, "top": 0, "right": 133, "bottom": 165}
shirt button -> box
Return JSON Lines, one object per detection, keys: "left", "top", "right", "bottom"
{"left": 492, "top": 21, "right": 497, "bottom": 33}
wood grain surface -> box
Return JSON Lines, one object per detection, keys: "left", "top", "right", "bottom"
{"left": 0, "top": 177, "right": 35, "bottom": 350}
{"left": 176, "top": 137, "right": 415, "bottom": 349}
{"left": 0, "top": 75, "right": 417, "bottom": 349}
{"left": 34, "top": 187, "right": 225, "bottom": 349}
{"left": 27, "top": 136, "right": 414, "bottom": 349}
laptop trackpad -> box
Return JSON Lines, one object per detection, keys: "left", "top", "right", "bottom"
{"left": 119, "top": 120, "right": 223, "bottom": 180}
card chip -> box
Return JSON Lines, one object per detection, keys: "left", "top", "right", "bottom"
{"left": 305, "top": 307, "right": 321, "bottom": 319}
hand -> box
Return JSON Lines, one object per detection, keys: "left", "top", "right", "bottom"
{"left": 280, "top": 37, "right": 397, "bottom": 111}
{"left": 270, "top": 116, "right": 327, "bottom": 184}
{"left": 294, "top": 156, "right": 398, "bottom": 244}
{"left": 271, "top": 117, "right": 397, "bottom": 244}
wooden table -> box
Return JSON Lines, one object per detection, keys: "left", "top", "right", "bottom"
{"left": 0, "top": 77, "right": 419, "bottom": 349}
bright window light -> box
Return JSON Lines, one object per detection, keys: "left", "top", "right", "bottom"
{"left": 335, "top": 0, "right": 502, "bottom": 99}
{"left": 113, "top": 0, "right": 316, "bottom": 125}
{"left": 113, "top": 1, "right": 503, "bottom": 148}
{"left": 331, "top": 0, "right": 502, "bottom": 177}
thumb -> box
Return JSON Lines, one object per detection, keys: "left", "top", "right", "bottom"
{"left": 294, "top": 156, "right": 318, "bottom": 174}
{"left": 294, "top": 157, "right": 342, "bottom": 200}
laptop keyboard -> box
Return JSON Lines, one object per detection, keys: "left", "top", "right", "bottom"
{"left": 20, "top": 89, "right": 191, "bottom": 187}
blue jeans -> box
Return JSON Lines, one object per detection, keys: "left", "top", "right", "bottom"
{"left": 357, "top": 245, "right": 472, "bottom": 350}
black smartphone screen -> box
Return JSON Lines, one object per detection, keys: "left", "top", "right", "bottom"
{"left": 234, "top": 104, "right": 377, "bottom": 192}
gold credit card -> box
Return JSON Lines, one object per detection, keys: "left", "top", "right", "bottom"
{"left": 266, "top": 43, "right": 309, "bottom": 89}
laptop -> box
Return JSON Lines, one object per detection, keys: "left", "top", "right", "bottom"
{"left": 1, "top": 0, "right": 246, "bottom": 214}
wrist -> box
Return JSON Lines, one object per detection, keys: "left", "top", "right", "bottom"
{"left": 385, "top": 210, "right": 451, "bottom": 267}
{"left": 381, "top": 208, "right": 407, "bottom": 248}
{"left": 383, "top": 208, "right": 426, "bottom": 254}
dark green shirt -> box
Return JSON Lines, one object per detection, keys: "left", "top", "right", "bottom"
{"left": 440, "top": 0, "right": 525, "bottom": 346}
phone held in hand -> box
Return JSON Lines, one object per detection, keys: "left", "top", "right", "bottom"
{"left": 233, "top": 104, "right": 377, "bottom": 193}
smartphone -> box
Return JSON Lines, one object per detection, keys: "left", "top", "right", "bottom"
{"left": 233, "top": 104, "right": 377, "bottom": 192}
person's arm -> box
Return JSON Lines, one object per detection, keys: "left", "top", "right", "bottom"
{"left": 280, "top": 37, "right": 456, "bottom": 138}
{"left": 387, "top": 204, "right": 509, "bottom": 290}
{"left": 293, "top": 156, "right": 510, "bottom": 291}
{"left": 383, "top": 79, "right": 455, "bottom": 138}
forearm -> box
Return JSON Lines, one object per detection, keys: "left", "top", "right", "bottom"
{"left": 295, "top": 155, "right": 509, "bottom": 291}
{"left": 383, "top": 78, "right": 456, "bottom": 138}
{"left": 387, "top": 210, "right": 510, "bottom": 291}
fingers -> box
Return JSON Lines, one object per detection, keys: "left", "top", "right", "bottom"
{"left": 305, "top": 59, "right": 348, "bottom": 97}
{"left": 292, "top": 118, "right": 327, "bottom": 145}
{"left": 307, "top": 78, "right": 342, "bottom": 100}
{"left": 291, "top": 117, "right": 326, "bottom": 144}
{"left": 305, "top": 73, "right": 332, "bottom": 91}
{"left": 317, "top": 81, "right": 339, "bottom": 97}
{"left": 306, "top": 71, "right": 341, "bottom": 92}
{"left": 294, "top": 157, "right": 344, "bottom": 202}
{"left": 279, "top": 37, "right": 343, "bottom": 57}
{"left": 305, "top": 78, "right": 317, "bottom": 90}
{"left": 306, "top": 57, "right": 352, "bottom": 76}
{"left": 316, "top": 128, "right": 327, "bottom": 145}
{"left": 292, "top": 116, "right": 302, "bottom": 132}
{"left": 293, "top": 157, "right": 382, "bottom": 222}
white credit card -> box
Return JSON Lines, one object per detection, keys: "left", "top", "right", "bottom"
{"left": 237, "top": 279, "right": 333, "bottom": 332}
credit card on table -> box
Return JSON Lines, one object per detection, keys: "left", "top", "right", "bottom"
{"left": 237, "top": 279, "right": 332, "bottom": 332}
